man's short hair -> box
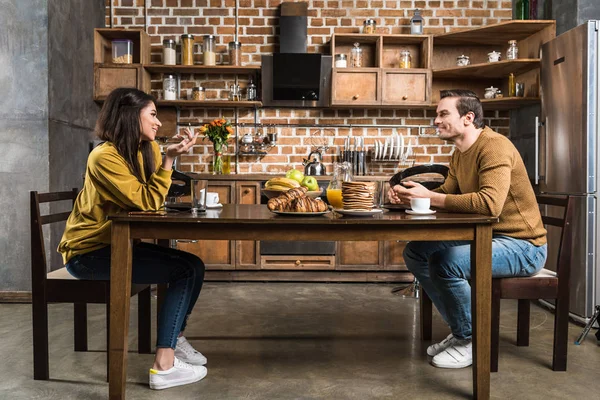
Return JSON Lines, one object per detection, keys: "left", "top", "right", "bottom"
{"left": 440, "top": 89, "right": 485, "bottom": 129}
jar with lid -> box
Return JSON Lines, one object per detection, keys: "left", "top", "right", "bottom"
{"left": 181, "top": 34, "right": 195, "bottom": 65}
{"left": 192, "top": 86, "right": 205, "bottom": 101}
{"left": 228, "top": 84, "right": 240, "bottom": 101}
{"left": 334, "top": 54, "right": 347, "bottom": 68}
{"left": 456, "top": 54, "right": 470, "bottom": 66}
{"left": 162, "top": 39, "right": 176, "bottom": 65}
{"left": 506, "top": 40, "right": 519, "bottom": 60}
{"left": 399, "top": 50, "right": 412, "bottom": 69}
{"left": 363, "top": 19, "right": 376, "bottom": 34}
{"left": 246, "top": 77, "right": 257, "bottom": 101}
{"left": 350, "top": 42, "right": 363, "bottom": 68}
{"left": 202, "top": 35, "right": 216, "bottom": 66}
{"left": 484, "top": 86, "right": 498, "bottom": 99}
{"left": 228, "top": 41, "right": 241, "bottom": 66}
{"left": 163, "top": 74, "right": 177, "bottom": 100}
{"left": 112, "top": 39, "right": 133, "bottom": 64}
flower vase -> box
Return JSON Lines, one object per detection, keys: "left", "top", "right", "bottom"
{"left": 212, "top": 143, "right": 224, "bottom": 175}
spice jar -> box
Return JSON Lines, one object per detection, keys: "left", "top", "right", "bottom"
{"left": 181, "top": 34, "right": 195, "bottom": 65}
{"left": 399, "top": 50, "right": 412, "bottom": 69}
{"left": 484, "top": 86, "right": 498, "bottom": 99}
{"left": 202, "top": 35, "right": 216, "bottom": 66}
{"left": 334, "top": 54, "right": 347, "bottom": 68}
{"left": 228, "top": 41, "right": 241, "bottom": 66}
{"left": 162, "top": 39, "right": 176, "bottom": 65}
{"left": 456, "top": 54, "right": 470, "bottom": 66}
{"left": 363, "top": 19, "right": 376, "bottom": 34}
{"left": 163, "top": 74, "right": 177, "bottom": 100}
{"left": 488, "top": 51, "right": 501, "bottom": 63}
{"left": 112, "top": 39, "right": 133, "bottom": 64}
{"left": 350, "top": 42, "right": 363, "bottom": 68}
{"left": 192, "top": 86, "right": 205, "bottom": 100}
{"left": 506, "top": 40, "right": 519, "bottom": 60}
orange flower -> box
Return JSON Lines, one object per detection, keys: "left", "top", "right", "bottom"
{"left": 201, "top": 118, "right": 233, "bottom": 148}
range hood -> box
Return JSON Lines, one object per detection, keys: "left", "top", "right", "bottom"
{"left": 261, "top": 2, "right": 332, "bottom": 108}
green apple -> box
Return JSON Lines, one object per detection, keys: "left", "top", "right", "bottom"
{"left": 301, "top": 176, "right": 319, "bottom": 191}
{"left": 285, "top": 169, "right": 305, "bottom": 184}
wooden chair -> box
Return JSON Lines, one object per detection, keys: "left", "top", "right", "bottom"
{"left": 420, "top": 194, "right": 574, "bottom": 371}
{"left": 30, "top": 189, "right": 153, "bottom": 380}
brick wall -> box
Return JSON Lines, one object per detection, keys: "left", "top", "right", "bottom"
{"left": 105, "top": 0, "right": 512, "bottom": 174}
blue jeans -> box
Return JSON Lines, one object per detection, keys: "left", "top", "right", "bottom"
{"left": 403, "top": 236, "right": 547, "bottom": 340}
{"left": 66, "top": 242, "right": 205, "bottom": 349}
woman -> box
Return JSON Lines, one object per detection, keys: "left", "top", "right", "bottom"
{"left": 58, "top": 87, "right": 207, "bottom": 390}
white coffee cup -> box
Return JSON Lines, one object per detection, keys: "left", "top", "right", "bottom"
{"left": 410, "top": 197, "right": 430, "bottom": 212}
{"left": 206, "top": 192, "right": 219, "bottom": 206}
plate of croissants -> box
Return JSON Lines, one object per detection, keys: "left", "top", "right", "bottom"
{"left": 267, "top": 187, "right": 330, "bottom": 216}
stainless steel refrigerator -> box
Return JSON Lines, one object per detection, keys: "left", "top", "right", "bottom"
{"left": 538, "top": 20, "right": 600, "bottom": 319}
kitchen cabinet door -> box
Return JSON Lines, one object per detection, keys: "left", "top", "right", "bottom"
{"left": 177, "top": 181, "right": 235, "bottom": 270}
{"left": 235, "top": 181, "right": 261, "bottom": 269}
{"left": 381, "top": 69, "right": 431, "bottom": 106}
{"left": 383, "top": 241, "right": 409, "bottom": 271}
{"left": 337, "top": 241, "right": 382, "bottom": 270}
{"left": 331, "top": 69, "right": 381, "bottom": 106}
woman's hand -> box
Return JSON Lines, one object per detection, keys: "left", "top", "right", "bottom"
{"left": 162, "top": 128, "right": 198, "bottom": 170}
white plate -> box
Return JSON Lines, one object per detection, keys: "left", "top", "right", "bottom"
{"left": 382, "top": 139, "right": 388, "bottom": 159}
{"left": 374, "top": 140, "right": 379, "bottom": 160}
{"left": 206, "top": 203, "right": 223, "bottom": 209}
{"left": 405, "top": 209, "right": 436, "bottom": 215}
{"left": 334, "top": 208, "right": 384, "bottom": 216}
{"left": 271, "top": 210, "right": 330, "bottom": 216}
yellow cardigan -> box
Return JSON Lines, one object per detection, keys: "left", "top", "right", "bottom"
{"left": 58, "top": 141, "right": 172, "bottom": 263}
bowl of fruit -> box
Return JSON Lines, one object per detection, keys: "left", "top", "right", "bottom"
{"left": 262, "top": 169, "right": 323, "bottom": 199}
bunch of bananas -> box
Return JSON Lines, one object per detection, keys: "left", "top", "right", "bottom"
{"left": 264, "top": 177, "right": 301, "bottom": 191}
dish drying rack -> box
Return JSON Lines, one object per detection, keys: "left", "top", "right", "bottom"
{"left": 371, "top": 132, "right": 414, "bottom": 163}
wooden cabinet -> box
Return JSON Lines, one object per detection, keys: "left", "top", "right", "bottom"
{"left": 330, "top": 34, "right": 432, "bottom": 108}
{"left": 235, "top": 181, "right": 261, "bottom": 269}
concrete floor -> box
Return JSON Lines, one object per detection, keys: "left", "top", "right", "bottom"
{"left": 1, "top": 282, "right": 599, "bottom": 400}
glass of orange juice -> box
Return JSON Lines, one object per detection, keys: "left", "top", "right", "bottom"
{"left": 326, "top": 188, "right": 343, "bottom": 209}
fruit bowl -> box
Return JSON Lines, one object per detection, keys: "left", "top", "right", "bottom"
{"left": 261, "top": 189, "right": 323, "bottom": 199}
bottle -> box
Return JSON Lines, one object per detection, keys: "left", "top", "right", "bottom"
{"left": 246, "top": 77, "right": 257, "bottom": 101}
{"left": 162, "top": 39, "right": 176, "bottom": 65}
{"left": 327, "top": 162, "right": 353, "bottom": 210}
{"left": 529, "top": 0, "right": 538, "bottom": 20}
{"left": 508, "top": 73, "right": 516, "bottom": 97}
{"left": 181, "top": 34, "right": 195, "bottom": 65}
{"left": 163, "top": 74, "right": 177, "bottom": 100}
{"left": 228, "top": 41, "right": 241, "bottom": 66}
{"left": 410, "top": 9, "right": 424, "bottom": 35}
{"left": 516, "top": 0, "right": 529, "bottom": 20}
{"left": 202, "top": 35, "right": 216, "bottom": 66}
{"left": 506, "top": 40, "right": 519, "bottom": 60}
{"left": 350, "top": 42, "right": 363, "bottom": 67}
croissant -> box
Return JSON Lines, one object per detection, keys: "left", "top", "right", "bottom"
{"left": 286, "top": 196, "right": 328, "bottom": 212}
{"left": 267, "top": 187, "right": 308, "bottom": 211}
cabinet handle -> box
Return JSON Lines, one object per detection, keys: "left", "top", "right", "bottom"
{"left": 243, "top": 189, "right": 250, "bottom": 195}
{"left": 352, "top": 94, "right": 360, "bottom": 100}
{"left": 295, "top": 260, "right": 301, "bottom": 266}
{"left": 402, "top": 95, "right": 408, "bottom": 100}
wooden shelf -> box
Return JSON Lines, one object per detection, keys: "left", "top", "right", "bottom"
{"left": 434, "top": 20, "right": 557, "bottom": 46}
{"left": 156, "top": 100, "right": 262, "bottom": 108}
{"left": 433, "top": 59, "right": 540, "bottom": 79}
{"left": 481, "top": 97, "right": 540, "bottom": 109}
{"left": 145, "top": 65, "right": 260, "bottom": 74}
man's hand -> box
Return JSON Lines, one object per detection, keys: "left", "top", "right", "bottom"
{"left": 389, "top": 180, "right": 446, "bottom": 209}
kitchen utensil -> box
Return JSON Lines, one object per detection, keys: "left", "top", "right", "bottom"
{"left": 304, "top": 149, "right": 326, "bottom": 176}
{"left": 382, "top": 138, "right": 388, "bottom": 159}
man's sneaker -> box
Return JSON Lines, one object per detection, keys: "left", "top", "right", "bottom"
{"left": 175, "top": 336, "right": 207, "bottom": 366}
{"left": 431, "top": 339, "right": 472, "bottom": 369}
{"left": 149, "top": 357, "right": 207, "bottom": 390}
{"left": 427, "top": 333, "right": 456, "bottom": 356}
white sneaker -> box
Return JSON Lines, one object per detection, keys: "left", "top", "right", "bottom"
{"left": 175, "top": 336, "right": 207, "bottom": 366}
{"left": 427, "top": 333, "right": 456, "bottom": 357}
{"left": 149, "top": 357, "right": 207, "bottom": 390}
{"left": 431, "top": 339, "right": 472, "bottom": 369}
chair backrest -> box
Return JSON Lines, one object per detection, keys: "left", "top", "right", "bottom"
{"left": 536, "top": 195, "right": 574, "bottom": 283}
{"left": 30, "top": 189, "right": 78, "bottom": 284}
{"left": 389, "top": 164, "right": 449, "bottom": 190}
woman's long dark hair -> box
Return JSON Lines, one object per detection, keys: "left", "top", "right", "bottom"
{"left": 96, "top": 88, "right": 157, "bottom": 182}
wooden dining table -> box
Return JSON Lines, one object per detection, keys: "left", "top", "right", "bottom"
{"left": 108, "top": 204, "right": 496, "bottom": 399}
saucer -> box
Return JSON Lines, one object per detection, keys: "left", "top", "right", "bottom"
{"left": 405, "top": 209, "right": 436, "bottom": 215}
{"left": 206, "top": 203, "right": 223, "bottom": 209}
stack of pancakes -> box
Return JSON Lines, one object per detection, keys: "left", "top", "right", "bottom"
{"left": 341, "top": 181, "right": 376, "bottom": 210}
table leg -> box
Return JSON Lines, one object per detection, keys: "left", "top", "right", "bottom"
{"left": 471, "top": 224, "right": 492, "bottom": 400}
{"left": 109, "top": 221, "right": 133, "bottom": 400}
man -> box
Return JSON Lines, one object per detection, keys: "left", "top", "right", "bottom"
{"left": 389, "top": 89, "right": 547, "bottom": 369}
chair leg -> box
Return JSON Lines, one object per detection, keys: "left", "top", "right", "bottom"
{"left": 516, "top": 299, "right": 530, "bottom": 346}
{"left": 32, "top": 296, "right": 50, "bottom": 380}
{"left": 491, "top": 290, "right": 501, "bottom": 372}
{"left": 138, "top": 287, "right": 152, "bottom": 354}
{"left": 74, "top": 303, "right": 88, "bottom": 351}
{"left": 420, "top": 289, "right": 432, "bottom": 341}
{"left": 106, "top": 300, "right": 110, "bottom": 382}
{"left": 552, "top": 296, "right": 569, "bottom": 371}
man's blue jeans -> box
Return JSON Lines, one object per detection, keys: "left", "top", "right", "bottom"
{"left": 403, "top": 236, "right": 547, "bottom": 340}
{"left": 66, "top": 242, "right": 205, "bottom": 349}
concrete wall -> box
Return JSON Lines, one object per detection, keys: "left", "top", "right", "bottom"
{"left": 0, "top": 0, "right": 104, "bottom": 293}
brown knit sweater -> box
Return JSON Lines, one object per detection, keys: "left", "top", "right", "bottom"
{"left": 436, "top": 127, "right": 546, "bottom": 246}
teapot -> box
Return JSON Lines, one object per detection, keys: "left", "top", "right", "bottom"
{"left": 303, "top": 150, "right": 326, "bottom": 176}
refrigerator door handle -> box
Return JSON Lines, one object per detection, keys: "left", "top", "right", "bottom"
{"left": 535, "top": 116, "right": 540, "bottom": 185}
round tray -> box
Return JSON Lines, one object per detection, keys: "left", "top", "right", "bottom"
{"left": 261, "top": 189, "right": 323, "bottom": 199}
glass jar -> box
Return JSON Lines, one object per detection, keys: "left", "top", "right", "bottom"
{"left": 162, "top": 39, "right": 176, "bottom": 65}
{"left": 334, "top": 54, "right": 347, "bottom": 68}
{"left": 192, "top": 86, "right": 205, "bottom": 100}
{"left": 112, "top": 39, "right": 133, "bottom": 64}
{"left": 228, "top": 84, "right": 240, "bottom": 101}
{"left": 506, "top": 40, "right": 519, "bottom": 60}
{"left": 350, "top": 42, "right": 363, "bottom": 68}
{"left": 246, "top": 78, "right": 257, "bottom": 101}
{"left": 202, "top": 35, "right": 216, "bottom": 66}
{"left": 228, "top": 41, "right": 241, "bottom": 66}
{"left": 484, "top": 86, "right": 498, "bottom": 99}
{"left": 399, "top": 50, "right": 412, "bottom": 69}
{"left": 363, "top": 19, "right": 376, "bottom": 34}
{"left": 456, "top": 54, "right": 470, "bottom": 66}
{"left": 326, "top": 162, "right": 353, "bottom": 210}
{"left": 163, "top": 74, "right": 177, "bottom": 100}
{"left": 181, "top": 34, "right": 195, "bottom": 65}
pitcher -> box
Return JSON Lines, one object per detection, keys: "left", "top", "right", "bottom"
{"left": 327, "top": 161, "right": 353, "bottom": 209}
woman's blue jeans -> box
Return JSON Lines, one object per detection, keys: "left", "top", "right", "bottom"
{"left": 66, "top": 242, "right": 205, "bottom": 349}
{"left": 403, "top": 236, "right": 547, "bottom": 340}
